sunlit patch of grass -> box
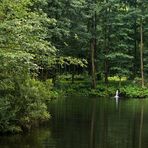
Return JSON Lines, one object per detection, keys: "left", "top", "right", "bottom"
{"left": 108, "top": 76, "right": 127, "bottom": 81}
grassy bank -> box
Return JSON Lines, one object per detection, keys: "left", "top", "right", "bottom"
{"left": 54, "top": 76, "right": 148, "bottom": 98}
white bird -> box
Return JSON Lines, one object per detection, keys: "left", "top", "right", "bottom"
{"left": 115, "top": 90, "right": 119, "bottom": 110}
{"left": 115, "top": 89, "right": 119, "bottom": 99}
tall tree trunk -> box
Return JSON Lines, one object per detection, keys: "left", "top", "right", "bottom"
{"left": 140, "top": 18, "right": 144, "bottom": 88}
{"left": 91, "top": 39, "right": 96, "bottom": 89}
{"left": 133, "top": 0, "right": 138, "bottom": 79}
{"left": 90, "top": 0, "right": 97, "bottom": 89}
{"left": 104, "top": 24, "right": 109, "bottom": 84}
{"left": 71, "top": 65, "right": 75, "bottom": 84}
{"left": 133, "top": 18, "right": 137, "bottom": 78}
{"left": 104, "top": 0, "right": 109, "bottom": 84}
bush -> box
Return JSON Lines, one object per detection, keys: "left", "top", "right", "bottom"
{"left": 0, "top": 78, "right": 55, "bottom": 133}
{"left": 121, "top": 85, "right": 148, "bottom": 98}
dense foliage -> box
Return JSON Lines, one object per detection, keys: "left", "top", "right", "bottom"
{"left": 0, "top": 0, "right": 56, "bottom": 133}
{"left": 0, "top": 0, "right": 147, "bottom": 133}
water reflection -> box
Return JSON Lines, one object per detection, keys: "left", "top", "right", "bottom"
{"left": 139, "top": 103, "right": 144, "bottom": 148}
{"left": 0, "top": 97, "right": 148, "bottom": 148}
{"left": 90, "top": 99, "right": 96, "bottom": 148}
{"left": 115, "top": 97, "right": 119, "bottom": 111}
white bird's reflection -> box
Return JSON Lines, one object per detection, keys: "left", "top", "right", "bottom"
{"left": 115, "top": 90, "right": 119, "bottom": 110}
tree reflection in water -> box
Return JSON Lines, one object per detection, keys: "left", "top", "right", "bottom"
{"left": 0, "top": 97, "right": 148, "bottom": 148}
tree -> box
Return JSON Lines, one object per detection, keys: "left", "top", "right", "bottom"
{"left": 0, "top": 0, "right": 55, "bottom": 132}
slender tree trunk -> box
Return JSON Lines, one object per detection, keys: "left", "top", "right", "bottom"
{"left": 45, "top": 70, "right": 48, "bottom": 80}
{"left": 41, "top": 68, "right": 44, "bottom": 80}
{"left": 104, "top": 0, "right": 109, "bottom": 84}
{"left": 71, "top": 65, "right": 75, "bottom": 84}
{"left": 104, "top": 59, "right": 109, "bottom": 84}
{"left": 104, "top": 30, "right": 109, "bottom": 84}
{"left": 140, "top": 18, "right": 144, "bottom": 88}
{"left": 133, "top": 19, "right": 137, "bottom": 78}
{"left": 90, "top": 0, "right": 97, "bottom": 89}
{"left": 133, "top": 0, "right": 138, "bottom": 79}
{"left": 104, "top": 24, "right": 108, "bottom": 84}
{"left": 91, "top": 39, "right": 96, "bottom": 89}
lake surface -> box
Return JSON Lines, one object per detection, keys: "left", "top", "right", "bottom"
{"left": 0, "top": 97, "right": 148, "bottom": 148}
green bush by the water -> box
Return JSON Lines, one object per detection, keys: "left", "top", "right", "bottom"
{"left": 0, "top": 78, "right": 58, "bottom": 133}
{"left": 121, "top": 85, "right": 148, "bottom": 98}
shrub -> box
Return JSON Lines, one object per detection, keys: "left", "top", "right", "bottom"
{"left": 0, "top": 78, "right": 53, "bottom": 133}
{"left": 121, "top": 85, "right": 148, "bottom": 98}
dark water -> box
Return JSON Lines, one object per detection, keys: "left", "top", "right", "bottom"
{"left": 0, "top": 97, "right": 148, "bottom": 148}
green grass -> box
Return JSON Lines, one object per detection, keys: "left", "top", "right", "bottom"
{"left": 54, "top": 77, "right": 148, "bottom": 98}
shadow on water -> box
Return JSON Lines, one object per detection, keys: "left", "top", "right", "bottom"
{"left": 0, "top": 97, "right": 148, "bottom": 148}
{"left": 90, "top": 99, "right": 96, "bottom": 148}
{"left": 139, "top": 102, "right": 144, "bottom": 148}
